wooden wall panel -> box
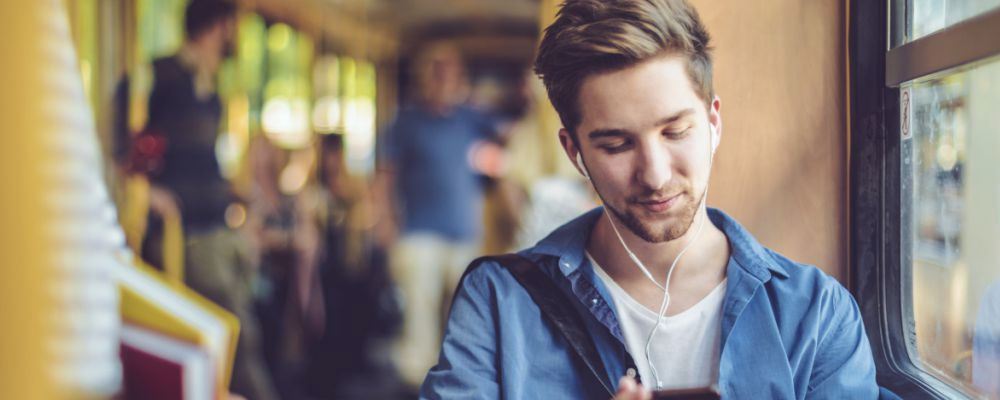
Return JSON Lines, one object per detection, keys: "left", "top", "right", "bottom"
{"left": 691, "top": 1, "right": 849, "bottom": 281}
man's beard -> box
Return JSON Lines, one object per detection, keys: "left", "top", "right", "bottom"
{"left": 602, "top": 187, "right": 702, "bottom": 243}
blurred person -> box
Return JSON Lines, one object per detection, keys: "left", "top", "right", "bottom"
{"left": 245, "top": 135, "right": 323, "bottom": 399}
{"left": 143, "top": 1, "right": 277, "bottom": 399}
{"left": 468, "top": 74, "right": 524, "bottom": 255}
{"left": 503, "top": 73, "right": 598, "bottom": 250}
{"left": 421, "top": 1, "right": 886, "bottom": 399}
{"left": 974, "top": 281, "right": 1000, "bottom": 399}
{"left": 374, "top": 42, "right": 499, "bottom": 388}
{"left": 304, "top": 134, "right": 405, "bottom": 399}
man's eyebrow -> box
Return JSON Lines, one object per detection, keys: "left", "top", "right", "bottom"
{"left": 587, "top": 128, "right": 631, "bottom": 140}
{"left": 585, "top": 108, "right": 697, "bottom": 140}
{"left": 656, "top": 108, "right": 697, "bottom": 125}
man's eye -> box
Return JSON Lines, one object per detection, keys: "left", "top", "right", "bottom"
{"left": 665, "top": 128, "right": 692, "bottom": 139}
{"left": 599, "top": 141, "right": 630, "bottom": 153}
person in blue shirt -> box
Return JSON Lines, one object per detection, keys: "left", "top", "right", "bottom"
{"left": 376, "top": 42, "right": 500, "bottom": 389}
{"left": 421, "top": 1, "right": 883, "bottom": 399}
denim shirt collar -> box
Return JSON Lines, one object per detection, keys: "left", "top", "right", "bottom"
{"left": 524, "top": 206, "right": 791, "bottom": 386}
{"left": 528, "top": 206, "right": 790, "bottom": 282}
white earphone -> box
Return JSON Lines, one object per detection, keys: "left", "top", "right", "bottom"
{"left": 576, "top": 152, "right": 588, "bottom": 178}
{"left": 577, "top": 122, "right": 717, "bottom": 389}
{"left": 710, "top": 124, "right": 718, "bottom": 154}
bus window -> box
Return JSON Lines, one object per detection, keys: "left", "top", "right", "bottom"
{"left": 908, "top": 57, "right": 1000, "bottom": 400}
{"left": 892, "top": 0, "right": 1000, "bottom": 47}
{"left": 851, "top": 0, "right": 1000, "bottom": 399}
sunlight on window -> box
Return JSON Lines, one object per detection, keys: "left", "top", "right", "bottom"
{"left": 908, "top": 56, "right": 1000, "bottom": 399}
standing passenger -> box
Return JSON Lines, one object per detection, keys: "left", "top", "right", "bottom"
{"left": 144, "top": 1, "right": 277, "bottom": 399}
{"left": 375, "top": 43, "right": 498, "bottom": 389}
{"left": 305, "top": 134, "right": 404, "bottom": 398}
{"left": 245, "top": 136, "right": 323, "bottom": 399}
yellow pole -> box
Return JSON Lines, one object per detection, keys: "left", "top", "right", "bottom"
{"left": 2, "top": 1, "right": 126, "bottom": 398}
{"left": 0, "top": 1, "right": 59, "bottom": 399}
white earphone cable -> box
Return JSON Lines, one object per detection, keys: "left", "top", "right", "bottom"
{"left": 603, "top": 184, "right": 709, "bottom": 389}
{"left": 578, "top": 123, "right": 716, "bottom": 389}
{"left": 605, "top": 213, "right": 666, "bottom": 291}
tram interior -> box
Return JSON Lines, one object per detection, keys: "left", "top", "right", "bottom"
{"left": 1, "top": 0, "right": 999, "bottom": 399}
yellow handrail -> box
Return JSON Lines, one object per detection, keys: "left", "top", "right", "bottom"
{"left": 120, "top": 175, "right": 186, "bottom": 286}
{"left": 160, "top": 195, "right": 186, "bottom": 286}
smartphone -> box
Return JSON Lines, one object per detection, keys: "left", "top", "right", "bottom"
{"left": 651, "top": 385, "right": 722, "bottom": 400}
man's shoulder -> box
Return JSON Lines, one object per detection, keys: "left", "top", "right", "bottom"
{"left": 710, "top": 207, "right": 844, "bottom": 295}
{"left": 761, "top": 248, "right": 838, "bottom": 286}
{"left": 151, "top": 56, "right": 187, "bottom": 84}
{"left": 461, "top": 252, "right": 551, "bottom": 285}
{"left": 393, "top": 105, "right": 422, "bottom": 121}
{"left": 385, "top": 106, "right": 427, "bottom": 137}
{"left": 455, "top": 252, "right": 559, "bottom": 305}
{"left": 755, "top": 246, "right": 858, "bottom": 321}
{"left": 454, "top": 105, "right": 492, "bottom": 123}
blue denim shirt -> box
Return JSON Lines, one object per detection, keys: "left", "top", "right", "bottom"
{"left": 421, "top": 208, "right": 881, "bottom": 399}
{"left": 380, "top": 105, "right": 496, "bottom": 241}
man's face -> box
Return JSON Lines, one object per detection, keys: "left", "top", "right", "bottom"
{"left": 563, "top": 54, "right": 721, "bottom": 243}
{"left": 322, "top": 148, "right": 343, "bottom": 180}
{"left": 220, "top": 17, "right": 237, "bottom": 59}
{"left": 417, "top": 49, "right": 466, "bottom": 109}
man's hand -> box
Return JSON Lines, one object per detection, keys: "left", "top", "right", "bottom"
{"left": 613, "top": 376, "right": 652, "bottom": 400}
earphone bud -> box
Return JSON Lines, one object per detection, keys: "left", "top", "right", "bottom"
{"left": 576, "top": 152, "right": 589, "bottom": 179}
{"left": 709, "top": 124, "right": 718, "bottom": 155}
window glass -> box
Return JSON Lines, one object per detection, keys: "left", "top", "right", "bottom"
{"left": 65, "top": 0, "right": 100, "bottom": 114}
{"left": 216, "top": 13, "right": 266, "bottom": 179}
{"left": 131, "top": 0, "right": 185, "bottom": 130}
{"left": 341, "top": 58, "right": 377, "bottom": 175}
{"left": 894, "top": 0, "right": 1000, "bottom": 47}
{"left": 260, "top": 23, "right": 314, "bottom": 149}
{"left": 908, "top": 57, "right": 1000, "bottom": 399}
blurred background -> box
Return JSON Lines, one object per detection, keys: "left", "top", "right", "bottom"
{"left": 1, "top": 0, "right": 998, "bottom": 399}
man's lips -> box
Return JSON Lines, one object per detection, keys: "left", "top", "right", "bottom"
{"left": 633, "top": 193, "right": 682, "bottom": 213}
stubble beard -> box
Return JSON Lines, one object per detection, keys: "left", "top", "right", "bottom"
{"left": 602, "top": 187, "right": 703, "bottom": 243}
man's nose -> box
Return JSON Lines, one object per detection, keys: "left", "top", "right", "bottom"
{"left": 635, "top": 142, "right": 672, "bottom": 191}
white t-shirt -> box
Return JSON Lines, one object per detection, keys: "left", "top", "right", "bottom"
{"left": 588, "top": 253, "right": 726, "bottom": 390}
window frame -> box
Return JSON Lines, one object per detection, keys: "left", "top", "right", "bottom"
{"left": 849, "top": 1, "right": 1000, "bottom": 398}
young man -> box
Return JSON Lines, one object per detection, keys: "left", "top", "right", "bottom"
{"left": 421, "top": 1, "right": 882, "bottom": 399}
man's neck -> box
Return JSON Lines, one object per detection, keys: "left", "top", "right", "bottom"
{"left": 587, "top": 207, "right": 730, "bottom": 290}
{"left": 179, "top": 40, "right": 220, "bottom": 75}
{"left": 179, "top": 40, "right": 220, "bottom": 100}
{"left": 420, "top": 99, "right": 457, "bottom": 117}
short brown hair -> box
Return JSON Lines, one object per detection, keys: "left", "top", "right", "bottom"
{"left": 185, "top": 0, "right": 236, "bottom": 40}
{"left": 534, "top": 0, "right": 713, "bottom": 135}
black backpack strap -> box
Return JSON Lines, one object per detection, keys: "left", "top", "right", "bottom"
{"left": 468, "top": 253, "right": 615, "bottom": 397}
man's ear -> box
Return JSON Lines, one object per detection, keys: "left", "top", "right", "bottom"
{"left": 709, "top": 96, "right": 722, "bottom": 154}
{"left": 558, "top": 128, "right": 586, "bottom": 177}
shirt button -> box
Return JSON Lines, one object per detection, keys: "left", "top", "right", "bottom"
{"left": 626, "top": 368, "right": 636, "bottom": 378}
{"left": 591, "top": 298, "right": 599, "bottom": 305}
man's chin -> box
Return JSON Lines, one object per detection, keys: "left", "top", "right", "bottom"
{"left": 631, "top": 221, "right": 679, "bottom": 243}
{"left": 614, "top": 205, "right": 697, "bottom": 243}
